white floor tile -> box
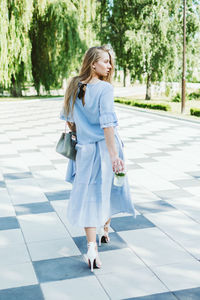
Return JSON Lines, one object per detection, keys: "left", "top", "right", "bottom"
{"left": 18, "top": 212, "right": 70, "bottom": 242}
{"left": 0, "top": 190, "right": 16, "bottom": 217}
{"left": 97, "top": 266, "right": 168, "bottom": 299}
{"left": 0, "top": 158, "right": 29, "bottom": 174}
{"left": 178, "top": 237, "right": 200, "bottom": 260}
{"left": 88, "top": 248, "right": 146, "bottom": 275}
{"left": 50, "top": 200, "right": 85, "bottom": 237}
{"left": 0, "top": 243, "right": 30, "bottom": 266}
{"left": 128, "top": 169, "right": 178, "bottom": 191}
{"left": 145, "top": 210, "right": 200, "bottom": 243}
{"left": 41, "top": 276, "right": 109, "bottom": 300}
{"left": 6, "top": 178, "right": 48, "bottom": 204}
{"left": 151, "top": 259, "right": 200, "bottom": 291}
{"left": 27, "top": 237, "right": 81, "bottom": 261}
{"left": 0, "top": 262, "right": 38, "bottom": 290}
{"left": 167, "top": 196, "right": 200, "bottom": 222}
{"left": 119, "top": 227, "right": 194, "bottom": 267}
{"left": 0, "top": 229, "right": 25, "bottom": 247}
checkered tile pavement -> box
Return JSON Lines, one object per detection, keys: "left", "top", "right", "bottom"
{"left": 0, "top": 98, "right": 200, "bottom": 300}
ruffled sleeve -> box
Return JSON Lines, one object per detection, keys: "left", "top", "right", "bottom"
{"left": 99, "top": 84, "right": 118, "bottom": 129}
{"left": 60, "top": 106, "right": 74, "bottom": 122}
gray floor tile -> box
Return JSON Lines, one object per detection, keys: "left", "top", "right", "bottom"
{"left": 45, "top": 190, "right": 71, "bottom": 201}
{"left": 131, "top": 158, "right": 157, "bottom": 163}
{"left": 0, "top": 141, "right": 11, "bottom": 145}
{"left": 0, "top": 217, "right": 19, "bottom": 231}
{"left": 0, "top": 181, "right": 6, "bottom": 188}
{"left": 33, "top": 256, "right": 92, "bottom": 283}
{"left": 18, "top": 149, "right": 40, "bottom": 153}
{"left": 171, "top": 142, "right": 190, "bottom": 147}
{"left": 171, "top": 179, "right": 200, "bottom": 188}
{"left": 147, "top": 152, "right": 170, "bottom": 157}
{"left": 158, "top": 147, "right": 181, "bottom": 152}
{"left": 39, "top": 145, "right": 55, "bottom": 148}
{"left": 153, "top": 189, "right": 194, "bottom": 200}
{"left": 127, "top": 164, "right": 143, "bottom": 170}
{"left": 4, "top": 172, "right": 33, "bottom": 180}
{"left": 73, "top": 232, "right": 127, "bottom": 254}
{"left": 0, "top": 154, "right": 20, "bottom": 159}
{"left": 50, "top": 159, "right": 68, "bottom": 164}
{"left": 15, "top": 202, "right": 54, "bottom": 215}
{"left": 123, "top": 291, "right": 177, "bottom": 299}
{"left": 0, "top": 284, "right": 44, "bottom": 300}
{"left": 187, "top": 171, "right": 200, "bottom": 179}
{"left": 30, "top": 165, "right": 56, "bottom": 171}
{"left": 9, "top": 138, "right": 28, "bottom": 141}
{"left": 173, "top": 286, "right": 200, "bottom": 299}
{"left": 135, "top": 200, "right": 176, "bottom": 214}
{"left": 111, "top": 215, "right": 155, "bottom": 232}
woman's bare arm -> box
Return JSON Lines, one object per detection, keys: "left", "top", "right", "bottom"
{"left": 104, "top": 127, "right": 124, "bottom": 173}
{"left": 67, "top": 121, "right": 76, "bottom": 132}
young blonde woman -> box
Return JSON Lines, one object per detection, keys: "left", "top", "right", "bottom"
{"left": 60, "top": 45, "right": 135, "bottom": 272}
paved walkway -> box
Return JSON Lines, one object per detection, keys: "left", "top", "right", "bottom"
{"left": 0, "top": 99, "right": 200, "bottom": 300}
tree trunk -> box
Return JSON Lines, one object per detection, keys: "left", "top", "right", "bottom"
{"left": 145, "top": 73, "right": 151, "bottom": 100}
{"left": 10, "top": 75, "right": 22, "bottom": 97}
{"left": 123, "top": 66, "right": 127, "bottom": 87}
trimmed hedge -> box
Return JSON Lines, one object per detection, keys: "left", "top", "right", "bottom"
{"left": 188, "top": 90, "right": 200, "bottom": 100}
{"left": 114, "top": 98, "right": 171, "bottom": 111}
{"left": 190, "top": 108, "right": 200, "bottom": 117}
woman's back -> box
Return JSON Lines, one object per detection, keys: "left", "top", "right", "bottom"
{"left": 60, "top": 80, "right": 118, "bottom": 144}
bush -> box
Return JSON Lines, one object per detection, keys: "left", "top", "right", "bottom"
{"left": 190, "top": 108, "right": 200, "bottom": 117}
{"left": 114, "top": 98, "right": 171, "bottom": 111}
{"left": 172, "top": 93, "right": 181, "bottom": 102}
{"left": 188, "top": 90, "right": 200, "bottom": 100}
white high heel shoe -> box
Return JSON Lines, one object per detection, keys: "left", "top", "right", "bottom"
{"left": 98, "top": 224, "right": 110, "bottom": 246}
{"left": 87, "top": 242, "right": 102, "bottom": 272}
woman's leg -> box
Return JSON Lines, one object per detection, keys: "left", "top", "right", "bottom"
{"left": 84, "top": 227, "right": 96, "bottom": 243}
{"left": 85, "top": 227, "right": 101, "bottom": 268}
{"left": 104, "top": 218, "right": 111, "bottom": 227}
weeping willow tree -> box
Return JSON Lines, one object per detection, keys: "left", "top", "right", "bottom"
{"left": 0, "top": 0, "right": 98, "bottom": 96}
{"left": 77, "top": 0, "right": 98, "bottom": 47}
{"left": 0, "top": 0, "right": 33, "bottom": 96}
{"left": 29, "top": 0, "right": 99, "bottom": 95}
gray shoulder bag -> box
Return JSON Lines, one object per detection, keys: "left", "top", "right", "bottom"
{"left": 56, "top": 123, "right": 77, "bottom": 160}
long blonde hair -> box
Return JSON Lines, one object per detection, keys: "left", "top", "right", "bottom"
{"left": 64, "top": 45, "right": 115, "bottom": 116}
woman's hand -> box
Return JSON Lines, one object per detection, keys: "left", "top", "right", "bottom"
{"left": 111, "top": 155, "right": 125, "bottom": 173}
{"left": 67, "top": 121, "right": 76, "bottom": 132}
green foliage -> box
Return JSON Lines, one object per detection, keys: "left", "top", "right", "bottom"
{"left": 114, "top": 98, "right": 171, "bottom": 111}
{"left": 0, "top": 0, "right": 97, "bottom": 96}
{"left": 172, "top": 93, "right": 181, "bottom": 102}
{"left": 94, "top": 0, "right": 200, "bottom": 97}
{"left": 0, "top": 0, "right": 34, "bottom": 95}
{"left": 29, "top": 0, "right": 86, "bottom": 94}
{"left": 165, "top": 84, "right": 172, "bottom": 97}
{"left": 190, "top": 108, "right": 200, "bottom": 116}
{"left": 131, "top": 102, "right": 171, "bottom": 111}
{"left": 188, "top": 90, "right": 200, "bottom": 100}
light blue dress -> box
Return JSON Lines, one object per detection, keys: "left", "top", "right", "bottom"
{"left": 60, "top": 80, "right": 136, "bottom": 228}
